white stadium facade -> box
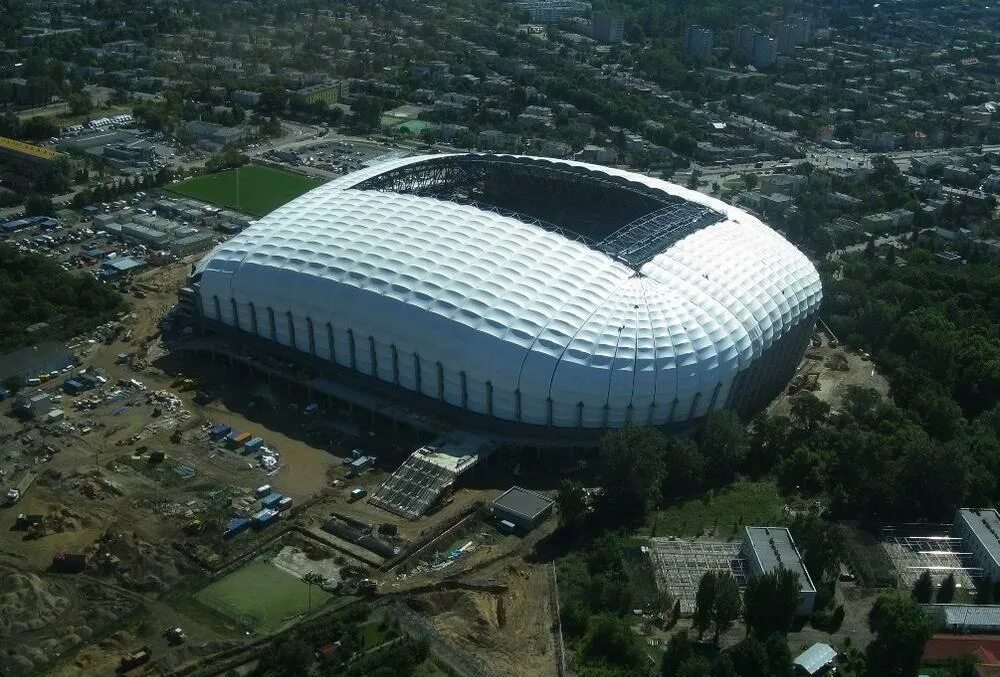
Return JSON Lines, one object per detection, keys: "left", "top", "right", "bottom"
{"left": 190, "top": 154, "right": 822, "bottom": 435}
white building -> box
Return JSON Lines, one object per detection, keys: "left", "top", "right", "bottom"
{"left": 954, "top": 508, "right": 1000, "bottom": 583}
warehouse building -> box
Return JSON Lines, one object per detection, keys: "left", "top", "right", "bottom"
{"left": 490, "top": 486, "right": 555, "bottom": 532}
{"left": 0, "top": 342, "right": 75, "bottom": 383}
{"left": 953, "top": 508, "right": 1000, "bottom": 583}
{"left": 742, "top": 526, "right": 817, "bottom": 615}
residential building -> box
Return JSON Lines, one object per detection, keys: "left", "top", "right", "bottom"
{"left": 294, "top": 81, "right": 344, "bottom": 106}
{"left": 684, "top": 26, "right": 714, "bottom": 63}
{"left": 592, "top": 11, "right": 624, "bottom": 44}
{"left": 752, "top": 35, "right": 777, "bottom": 68}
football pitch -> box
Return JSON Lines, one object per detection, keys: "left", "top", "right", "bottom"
{"left": 193, "top": 559, "right": 331, "bottom": 633}
{"left": 168, "top": 165, "right": 323, "bottom": 217}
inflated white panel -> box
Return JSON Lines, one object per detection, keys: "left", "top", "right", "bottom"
{"left": 195, "top": 154, "right": 822, "bottom": 428}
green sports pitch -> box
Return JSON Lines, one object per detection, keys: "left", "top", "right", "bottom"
{"left": 167, "top": 165, "right": 324, "bottom": 217}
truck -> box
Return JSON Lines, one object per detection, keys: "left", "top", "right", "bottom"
{"left": 120, "top": 647, "right": 151, "bottom": 671}
{"left": 5, "top": 472, "right": 35, "bottom": 506}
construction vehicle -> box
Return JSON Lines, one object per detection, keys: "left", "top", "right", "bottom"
{"left": 164, "top": 627, "right": 186, "bottom": 645}
{"left": 120, "top": 646, "right": 151, "bottom": 671}
{"left": 4, "top": 471, "right": 35, "bottom": 506}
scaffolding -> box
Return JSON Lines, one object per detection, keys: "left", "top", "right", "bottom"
{"left": 598, "top": 202, "right": 725, "bottom": 268}
{"left": 882, "top": 535, "right": 982, "bottom": 590}
{"left": 368, "top": 451, "right": 457, "bottom": 521}
{"left": 647, "top": 538, "right": 749, "bottom": 613}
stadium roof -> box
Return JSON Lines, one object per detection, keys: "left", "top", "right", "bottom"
{"left": 195, "top": 154, "right": 821, "bottom": 428}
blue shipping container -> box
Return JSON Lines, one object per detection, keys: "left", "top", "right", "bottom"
{"left": 243, "top": 437, "right": 264, "bottom": 454}
{"left": 261, "top": 493, "right": 283, "bottom": 509}
{"left": 209, "top": 423, "right": 231, "bottom": 440}
{"left": 63, "top": 379, "right": 84, "bottom": 395}
{"left": 253, "top": 509, "right": 280, "bottom": 527}
{"left": 276, "top": 496, "right": 293, "bottom": 512}
{"left": 224, "top": 517, "right": 250, "bottom": 538}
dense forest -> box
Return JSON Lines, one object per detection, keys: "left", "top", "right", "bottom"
{"left": 0, "top": 245, "right": 125, "bottom": 354}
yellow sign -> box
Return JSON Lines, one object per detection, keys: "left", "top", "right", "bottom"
{"left": 0, "top": 135, "right": 60, "bottom": 161}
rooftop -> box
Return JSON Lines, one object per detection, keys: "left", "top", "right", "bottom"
{"left": 491, "top": 486, "right": 555, "bottom": 521}
{"left": 956, "top": 508, "right": 1000, "bottom": 567}
{"left": 0, "top": 342, "right": 74, "bottom": 382}
{"left": 793, "top": 643, "right": 838, "bottom": 675}
{"left": 744, "top": 526, "right": 816, "bottom": 594}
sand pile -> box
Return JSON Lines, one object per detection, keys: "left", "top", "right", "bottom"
{"left": 0, "top": 573, "right": 70, "bottom": 636}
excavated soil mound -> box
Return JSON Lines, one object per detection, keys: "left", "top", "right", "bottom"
{"left": 0, "top": 573, "right": 70, "bottom": 637}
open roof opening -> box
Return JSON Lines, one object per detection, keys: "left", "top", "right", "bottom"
{"left": 353, "top": 154, "right": 726, "bottom": 269}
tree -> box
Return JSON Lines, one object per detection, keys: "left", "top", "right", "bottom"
{"left": 693, "top": 571, "right": 717, "bottom": 639}
{"left": 68, "top": 91, "right": 92, "bottom": 116}
{"left": 557, "top": 480, "right": 588, "bottom": 530}
{"left": 764, "top": 633, "right": 794, "bottom": 677}
{"left": 867, "top": 591, "right": 933, "bottom": 677}
{"left": 597, "top": 426, "right": 666, "bottom": 522}
{"left": 661, "top": 632, "right": 694, "bottom": 677}
{"left": 790, "top": 392, "right": 831, "bottom": 433}
{"left": 713, "top": 572, "right": 742, "bottom": 641}
{"left": 661, "top": 436, "right": 705, "bottom": 498}
{"left": 912, "top": 571, "right": 934, "bottom": 604}
{"left": 24, "top": 194, "right": 53, "bottom": 216}
{"left": 582, "top": 614, "right": 644, "bottom": 671}
{"left": 699, "top": 411, "right": 748, "bottom": 485}
{"left": 744, "top": 569, "right": 800, "bottom": 638}
{"left": 677, "top": 657, "right": 713, "bottom": 677}
{"left": 938, "top": 573, "right": 956, "bottom": 603}
{"left": 303, "top": 571, "right": 324, "bottom": 612}
{"left": 742, "top": 173, "right": 758, "bottom": 191}
{"left": 730, "top": 636, "right": 770, "bottom": 677}
{"left": 353, "top": 95, "right": 385, "bottom": 129}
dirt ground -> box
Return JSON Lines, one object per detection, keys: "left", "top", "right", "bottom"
{"left": 0, "top": 258, "right": 564, "bottom": 675}
{"left": 770, "top": 332, "right": 890, "bottom": 417}
{"left": 406, "top": 559, "right": 559, "bottom": 677}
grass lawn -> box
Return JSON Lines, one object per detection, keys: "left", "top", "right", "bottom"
{"left": 194, "top": 559, "right": 331, "bottom": 633}
{"left": 642, "top": 480, "right": 785, "bottom": 539}
{"left": 167, "top": 165, "right": 323, "bottom": 217}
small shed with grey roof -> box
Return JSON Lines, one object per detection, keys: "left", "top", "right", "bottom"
{"left": 490, "top": 486, "right": 554, "bottom": 532}
{"left": 793, "top": 642, "right": 837, "bottom": 675}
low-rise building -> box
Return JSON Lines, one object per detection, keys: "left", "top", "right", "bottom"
{"left": 954, "top": 508, "right": 1000, "bottom": 583}
{"left": 741, "top": 526, "right": 817, "bottom": 615}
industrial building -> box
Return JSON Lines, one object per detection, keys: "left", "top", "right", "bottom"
{"left": 953, "top": 508, "right": 1000, "bottom": 583}
{"left": 0, "top": 342, "right": 75, "bottom": 383}
{"left": 490, "top": 486, "right": 555, "bottom": 532}
{"left": 191, "top": 154, "right": 821, "bottom": 435}
{"left": 741, "top": 526, "right": 817, "bottom": 615}
{"left": 927, "top": 604, "right": 1000, "bottom": 634}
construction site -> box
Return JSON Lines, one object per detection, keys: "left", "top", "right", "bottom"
{"left": 0, "top": 257, "right": 576, "bottom": 677}
{"left": 0, "top": 242, "right": 887, "bottom": 677}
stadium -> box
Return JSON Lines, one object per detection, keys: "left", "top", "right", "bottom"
{"left": 189, "top": 154, "right": 822, "bottom": 434}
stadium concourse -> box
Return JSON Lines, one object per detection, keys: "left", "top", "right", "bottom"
{"left": 188, "top": 153, "right": 822, "bottom": 435}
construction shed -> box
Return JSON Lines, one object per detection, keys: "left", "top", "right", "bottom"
{"left": 490, "top": 486, "right": 555, "bottom": 532}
